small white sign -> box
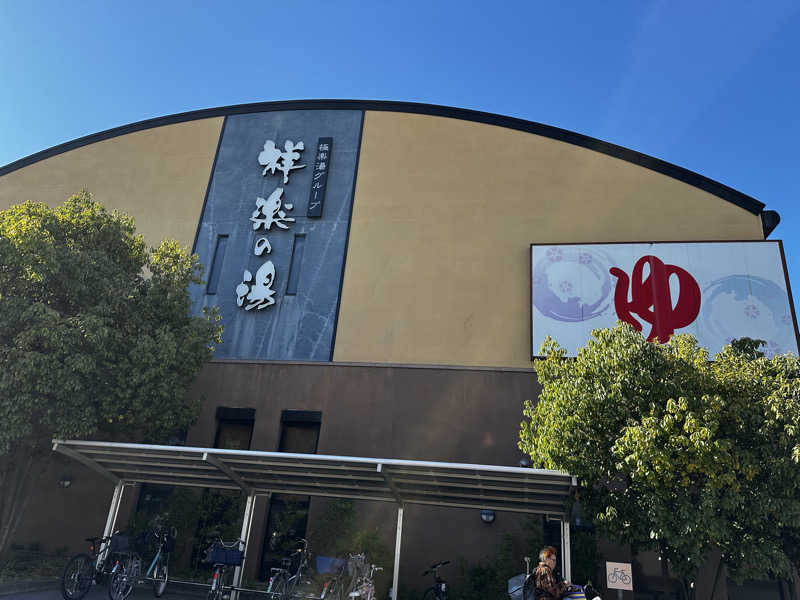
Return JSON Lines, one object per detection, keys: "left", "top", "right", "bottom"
{"left": 605, "top": 562, "right": 633, "bottom": 591}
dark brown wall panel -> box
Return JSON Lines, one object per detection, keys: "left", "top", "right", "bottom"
{"left": 186, "top": 361, "right": 541, "bottom": 583}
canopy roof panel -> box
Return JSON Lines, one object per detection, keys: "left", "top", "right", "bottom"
{"left": 53, "top": 439, "right": 576, "bottom": 515}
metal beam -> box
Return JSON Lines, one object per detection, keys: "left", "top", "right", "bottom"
{"left": 389, "top": 475, "right": 571, "bottom": 495}
{"left": 392, "top": 497, "right": 562, "bottom": 515}
{"left": 241, "top": 474, "right": 386, "bottom": 490}
{"left": 561, "top": 518, "right": 571, "bottom": 582}
{"left": 94, "top": 456, "right": 216, "bottom": 471}
{"left": 232, "top": 492, "right": 258, "bottom": 600}
{"left": 377, "top": 464, "right": 404, "bottom": 504}
{"left": 116, "top": 476, "right": 241, "bottom": 491}
{"left": 53, "top": 441, "right": 120, "bottom": 483}
{"left": 203, "top": 453, "right": 253, "bottom": 493}
{"left": 101, "top": 480, "right": 126, "bottom": 557}
{"left": 108, "top": 466, "right": 232, "bottom": 481}
{"left": 392, "top": 506, "right": 403, "bottom": 600}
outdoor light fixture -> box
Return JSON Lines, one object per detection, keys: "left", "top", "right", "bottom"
{"left": 480, "top": 509, "right": 496, "bottom": 524}
{"left": 519, "top": 457, "right": 532, "bottom": 468}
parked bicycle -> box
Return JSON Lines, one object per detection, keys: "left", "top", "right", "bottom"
{"left": 348, "top": 556, "right": 382, "bottom": 600}
{"left": 205, "top": 535, "right": 246, "bottom": 600}
{"left": 61, "top": 533, "right": 115, "bottom": 600}
{"left": 267, "top": 538, "right": 312, "bottom": 600}
{"left": 319, "top": 559, "right": 348, "bottom": 600}
{"left": 336, "top": 552, "right": 368, "bottom": 600}
{"left": 107, "top": 524, "right": 176, "bottom": 600}
{"left": 422, "top": 561, "right": 449, "bottom": 600}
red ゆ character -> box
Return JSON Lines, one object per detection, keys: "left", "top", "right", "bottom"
{"left": 609, "top": 255, "right": 701, "bottom": 343}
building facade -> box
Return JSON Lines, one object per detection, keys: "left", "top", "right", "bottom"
{"left": 1, "top": 101, "right": 792, "bottom": 599}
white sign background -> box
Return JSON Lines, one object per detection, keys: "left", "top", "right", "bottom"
{"left": 531, "top": 241, "right": 799, "bottom": 357}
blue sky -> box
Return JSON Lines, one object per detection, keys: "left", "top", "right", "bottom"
{"left": 2, "top": 0, "right": 800, "bottom": 318}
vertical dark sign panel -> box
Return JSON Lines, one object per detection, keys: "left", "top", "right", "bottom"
{"left": 189, "top": 112, "right": 361, "bottom": 362}
{"left": 307, "top": 137, "right": 332, "bottom": 218}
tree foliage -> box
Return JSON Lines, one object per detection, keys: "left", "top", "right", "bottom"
{"left": 0, "top": 192, "right": 222, "bottom": 551}
{"left": 519, "top": 323, "right": 800, "bottom": 584}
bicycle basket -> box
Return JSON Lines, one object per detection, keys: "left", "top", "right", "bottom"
{"left": 208, "top": 546, "right": 244, "bottom": 566}
{"left": 317, "top": 556, "right": 346, "bottom": 574}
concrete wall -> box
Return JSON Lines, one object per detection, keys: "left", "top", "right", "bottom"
{"left": 185, "top": 360, "right": 540, "bottom": 582}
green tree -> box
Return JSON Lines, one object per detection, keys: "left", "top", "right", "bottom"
{"left": 0, "top": 192, "right": 222, "bottom": 553}
{"left": 519, "top": 324, "right": 800, "bottom": 597}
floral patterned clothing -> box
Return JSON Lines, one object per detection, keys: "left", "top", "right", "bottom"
{"left": 535, "top": 563, "right": 570, "bottom": 600}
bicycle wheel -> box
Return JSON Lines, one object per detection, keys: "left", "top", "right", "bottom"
{"left": 109, "top": 557, "right": 138, "bottom": 600}
{"left": 326, "top": 575, "right": 348, "bottom": 600}
{"left": 62, "top": 553, "right": 95, "bottom": 600}
{"left": 339, "top": 574, "right": 359, "bottom": 600}
{"left": 270, "top": 571, "right": 290, "bottom": 600}
{"left": 362, "top": 581, "right": 376, "bottom": 600}
{"left": 422, "top": 587, "right": 437, "bottom": 600}
{"left": 152, "top": 555, "right": 168, "bottom": 597}
{"left": 207, "top": 566, "right": 224, "bottom": 600}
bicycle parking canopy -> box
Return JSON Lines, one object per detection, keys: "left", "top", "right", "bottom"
{"left": 52, "top": 439, "right": 577, "bottom": 600}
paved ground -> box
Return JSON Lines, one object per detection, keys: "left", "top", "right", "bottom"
{"left": 5, "top": 584, "right": 207, "bottom": 599}
{"left": 4, "top": 581, "right": 282, "bottom": 599}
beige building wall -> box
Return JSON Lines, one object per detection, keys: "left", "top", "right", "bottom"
{"left": 0, "top": 109, "right": 766, "bottom": 369}
{"left": 0, "top": 118, "right": 223, "bottom": 250}
{"left": 334, "top": 111, "right": 765, "bottom": 369}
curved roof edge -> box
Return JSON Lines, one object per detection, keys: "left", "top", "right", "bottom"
{"left": 0, "top": 99, "right": 766, "bottom": 216}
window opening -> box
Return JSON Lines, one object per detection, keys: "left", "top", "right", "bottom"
{"left": 285, "top": 234, "right": 306, "bottom": 296}
{"left": 260, "top": 411, "right": 321, "bottom": 579}
{"left": 214, "top": 407, "right": 255, "bottom": 450}
{"left": 206, "top": 234, "right": 229, "bottom": 295}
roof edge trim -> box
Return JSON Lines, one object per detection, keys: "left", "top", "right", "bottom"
{"left": 0, "top": 99, "right": 765, "bottom": 216}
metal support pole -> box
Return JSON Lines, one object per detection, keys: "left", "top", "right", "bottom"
{"left": 100, "top": 481, "right": 125, "bottom": 550}
{"left": 561, "top": 518, "right": 571, "bottom": 582}
{"left": 232, "top": 492, "right": 259, "bottom": 600}
{"left": 392, "top": 505, "right": 404, "bottom": 600}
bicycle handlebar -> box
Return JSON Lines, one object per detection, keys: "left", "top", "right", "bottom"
{"left": 208, "top": 537, "right": 246, "bottom": 549}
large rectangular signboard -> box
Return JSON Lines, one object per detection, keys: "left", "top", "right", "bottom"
{"left": 531, "top": 241, "right": 799, "bottom": 357}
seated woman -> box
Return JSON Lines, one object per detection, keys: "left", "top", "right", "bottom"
{"left": 535, "top": 546, "right": 575, "bottom": 600}
{"left": 534, "top": 546, "right": 602, "bottom": 600}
